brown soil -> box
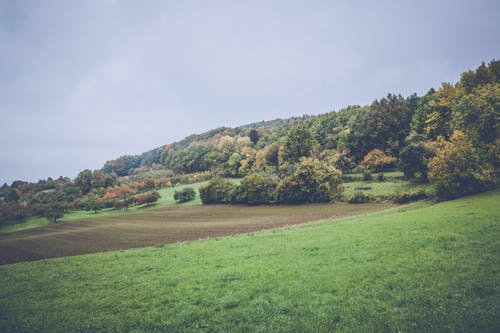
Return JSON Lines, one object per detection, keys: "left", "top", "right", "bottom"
{"left": 0, "top": 203, "right": 394, "bottom": 265}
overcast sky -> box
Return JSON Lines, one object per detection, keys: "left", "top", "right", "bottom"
{"left": 1, "top": 0, "right": 499, "bottom": 184}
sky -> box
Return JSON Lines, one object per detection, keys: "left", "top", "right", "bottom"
{"left": 1, "top": 0, "right": 499, "bottom": 185}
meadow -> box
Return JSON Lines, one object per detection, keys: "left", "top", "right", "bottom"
{"left": 0, "top": 190, "right": 498, "bottom": 332}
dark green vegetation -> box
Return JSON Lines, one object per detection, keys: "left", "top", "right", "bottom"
{"left": 1, "top": 60, "right": 498, "bottom": 224}
{"left": 0, "top": 202, "right": 392, "bottom": 265}
{"left": 173, "top": 187, "right": 196, "bottom": 203}
{"left": 0, "top": 190, "right": 498, "bottom": 332}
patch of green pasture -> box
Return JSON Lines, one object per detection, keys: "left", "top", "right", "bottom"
{"left": 0, "top": 190, "right": 498, "bottom": 332}
{"left": 343, "top": 179, "right": 433, "bottom": 197}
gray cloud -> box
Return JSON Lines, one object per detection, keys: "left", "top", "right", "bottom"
{"left": 1, "top": 0, "right": 499, "bottom": 184}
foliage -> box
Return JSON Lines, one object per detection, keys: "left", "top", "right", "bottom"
{"left": 390, "top": 189, "right": 428, "bottom": 203}
{"left": 362, "top": 169, "right": 373, "bottom": 181}
{"left": 361, "top": 149, "right": 397, "bottom": 172}
{"left": 80, "top": 193, "right": 104, "bottom": 213}
{"left": 173, "top": 188, "right": 196, "bottom": 203}
{"left": 135, "top": 191, "right": 161, "bottom": 206}
{"left": 113, "top": 198, "right": 135, "bottom": 211}
{"left": 199, "top": 177, "right": 237, "bottom": 204}
{"left": 233, "top": 173, "right": 278, "bottom": 205}
{"left": 41, "top": 204, "right": 65, "bottom": 222}
{"left": 1, "top": 60, "right": 498, "bottom": 225}
{"left": 276, "top": 157, "right": 343, "bottom": 204}
{"left": 348, "top": 191, "right": 373, "bottom": 203}
{"left": 279, "top": 123, "right": 316, "bottom": 164}
{"left": 428, "top": 131, "right": 496, "bottom": 199}
{"left": 399, "top": 142, "right": 433, "bottom": 181}
{"left": 377, "top": 173, "right": 385, "bottom": 182}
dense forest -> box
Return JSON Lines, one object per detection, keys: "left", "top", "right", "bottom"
{"left": 1, "top": 60, "right": 498, "bottom": 224}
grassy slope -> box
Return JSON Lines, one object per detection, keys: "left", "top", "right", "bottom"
{"left": 0, "top": 182, "right": 208, "bottom": 235}
{"left": 0, "top": 190, "right": 499, "bottom": 332}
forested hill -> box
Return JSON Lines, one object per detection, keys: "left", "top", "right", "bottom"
{"left": 101, "top": 115, "right": 313, "bottom": 176}
{"left": 0, "top": 60, "right": 498, "bottom": 223}
{"left": 101, "top": 60, "right": 499, "bottom": 179}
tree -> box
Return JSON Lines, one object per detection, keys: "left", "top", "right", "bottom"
{"left": 75, "top": 169, "right": 93, "bottom": 194}
{"left": 399, "top": 142, "right": 433, "bottom": 181}
{"left": 233, "top": 173, "right": 277, "bottom": 205}
{"left": 276, "top": 157, "right": 343, "bottom": 204}
{"left": 428, "top": 131, "right": 496, "bottom": 199}
{"left": 136, "top": 191, "right": 161, "bottom": 206}
{"left": 83, "top": 193, "right": 104, "bottom": 213}
{"left": 42, "top": 204, "right": 65, "bottom": 222}
{"left": 423, "top": 83, "right": 457, "bottom": 140}
{"left": 366, "top": 94, "right": 413, "bottom": 156}
{"left": 279, "top": 123, "right": 316, "bottom": 164}
{"left": 173, "top": 188, "right": 196, "bottom": 203}
{"left": 361, "top": 149, "right": 397, "bottom": 172}
{"left": 102, "top": 184, "right": 136, "bottom": 211}
{"left": 199, "top": 177, "right": 237, "bottom": 204}
{"left": 114, "top": 198, "right": 136, "bottom": 210}
{"left": 226, "top": 153, "right": 242, "bottom": 177}
{"left": 249, "top": 129, "right": 260, "bottom": 145}
{"left": 452, "top": 83, "right": 499, "bottom": 147}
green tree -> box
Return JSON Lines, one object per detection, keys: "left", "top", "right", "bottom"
{"left": 226, "top": 153, "right": 242, "bottom": 177}
{"left": 279, "top": 123, "right": 316, "bottom": 164}
{"left": 249, "top": 129, "right": 260, "bottom": 145}
{"left": 75, "top": 169, "right": 93, "bottom": 194}
{"left": 233, "top": 173, "right": 277, "bottom": 205}
{"left": 82, "top": 193, "right": 104, "bottom": 213}
{"left": 276, "top": 157, "right": 343, "bottom": 204}
{"left": 199, "top": 177, "right": 237, "bottom": 204}
{"left": 423, "top": 83, "right": 457, "bottom": 140}
{"left": 173, "top": 188, "right": 196, "bottom": 203}
{"left": 399, "top": 143, "right": 433, "bottom": 182}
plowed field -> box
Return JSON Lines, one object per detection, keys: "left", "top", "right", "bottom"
{"left": 0, "top": 203, "right": 395, "bottom": 264}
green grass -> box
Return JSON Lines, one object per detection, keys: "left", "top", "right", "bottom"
{"left": 0, "top": 182, "right": 208, "bottom": 235}
{"left": 343, "top": 179, "right": 433, "bottom": 197}
{"left": 0, "top": 190, "right": 498, "bottom": 332}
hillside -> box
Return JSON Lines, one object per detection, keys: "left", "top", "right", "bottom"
{"left": 0, "top": 190, "right": 498, "bottom": 332}
{"left": 0, "top": 60, "right": 498, "bottom": 228}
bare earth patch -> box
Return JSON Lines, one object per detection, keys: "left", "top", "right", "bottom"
{"left": 0, "top": 203, "right": 395, "bottom": 264}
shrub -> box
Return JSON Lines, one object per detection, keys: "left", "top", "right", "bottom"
{"left": 361, "top": 149, "right": 397, "bottom": 171}
{"left": 377, "top": 173, "right": 385, "bottom": 182}
{"left": 199, "top": 177, "right": 237, "bottom": 204}
{"left": 173, "top": 188, "right": 196, "bottom": 203}
{"left": 233, "top": 173, "right": 277, "bottom": 205}
{"left": 276, "top": 157, "right": 343, "bottom": 204}
{"left": 135, "top": 191, "right": 161, "bottom": 206}
{"left": 399, "top": 143, "right": 433, "bottom": 182}
{"left": 348, "top": 191, "right": 372, "bottom": 204}
{"left": 428, "top": 131, "right": 496, "bottom": 199}
{"left": 390, "top": 189, "right": 428, "bottom": 203}
{"left": 362, "top": 169, "right": 373, "bottom": 181}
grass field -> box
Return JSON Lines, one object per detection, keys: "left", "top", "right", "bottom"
{"left": 343, "top": 179, "right": 433, "bottom": 197}
{"left": 0, "top": 202, "right": 393, "bottom": 265}
{"left": 0, "top": 190, "right": 498, "bottom": 332}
